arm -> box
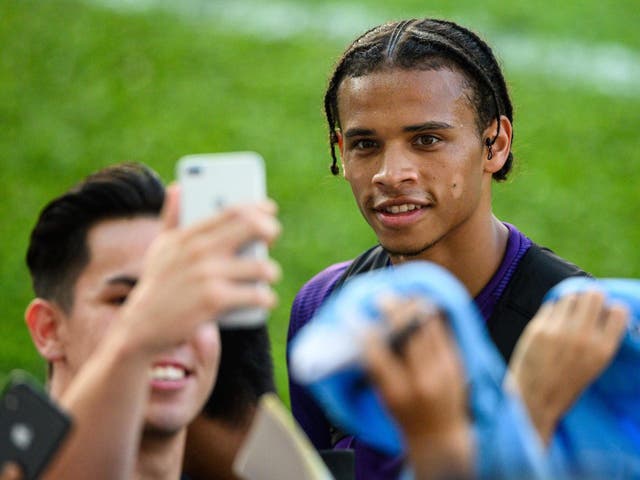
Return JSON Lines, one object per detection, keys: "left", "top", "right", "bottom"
{"left": 43, "top": 187, "right": 281, "bottom": 480}
{"left": 508, "top": 291, "right": 628, "bottom": 444}
{"left": 363, "top": 298, "right": 473, "bottom": 480}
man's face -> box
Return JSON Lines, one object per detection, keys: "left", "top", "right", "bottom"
{"left": 54, "top": 217, "right": 220, "bottom": 434}
{"left": 337, "top": 68, "right": 493, "bottom": 260}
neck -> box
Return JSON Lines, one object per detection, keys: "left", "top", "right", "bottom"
{"left": 135, "top": 428, "right": 186, "bottom": 480}
{"left": 390, "top": 213, "right": 509, "bottom": 297}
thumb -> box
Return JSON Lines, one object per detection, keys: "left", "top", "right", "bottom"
{"left": 162, "top": 183, "right": 180, "bottom": 231}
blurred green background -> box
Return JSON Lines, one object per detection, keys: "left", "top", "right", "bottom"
{"left": 1, "top": 0, "right": 639, "bottom": 403}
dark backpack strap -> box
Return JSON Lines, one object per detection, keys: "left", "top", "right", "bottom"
{"left": 332, "top": 245, "right": 390, "bottom": 292}
{"left": 487, "top": 243, "right": 591, "bottom": 362}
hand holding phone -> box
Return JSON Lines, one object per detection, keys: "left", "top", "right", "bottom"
{"left": 0, "top": 372, "right": 71, "bottom": 480}
{"left": 177, "top": 152, "right": 270, "bottom": 328}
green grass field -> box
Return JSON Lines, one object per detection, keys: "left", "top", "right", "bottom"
{"left": 1, "top": 0, "right": 639, "bottom": 404}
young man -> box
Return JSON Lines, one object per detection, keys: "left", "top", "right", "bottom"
{"left": 287, "top": 18, "right": 588, "bottom": 479}
{"left": 24, "top": 163, "right": 281, "bottom": 480}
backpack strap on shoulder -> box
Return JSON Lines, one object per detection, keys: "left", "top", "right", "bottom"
{"left": 332, "top": 245, "right": 390, "bottom": 293}
{"left": 487, "top": 243, "right": 590, "bottom": 362}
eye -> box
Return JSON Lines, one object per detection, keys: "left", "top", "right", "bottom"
{"left": 414, "top": 135, "right": 439, "bottom": 146}
{"left": 108, "top": 295, "right": 128, "bottom": 306}
{"left": 351, "top": 139, "right": 378, "bottom": 150}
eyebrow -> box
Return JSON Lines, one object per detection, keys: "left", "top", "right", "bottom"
{"left": 105, "top": 275, "right": 137, "bottom": 288}
{"left": 403, "top": 121, "right": 454, "bottom": 132}
{"left": 343, "top": 121, "right": 454, "bottom": 138}
{"left": 344, "top": 128, "right": 376, "bottom": 138}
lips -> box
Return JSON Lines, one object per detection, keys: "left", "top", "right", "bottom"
{"left": 149, "top": 362, "right": 192, "bottom": 390}
{"left": 379, "top": 203, "right": 424, "bottom": 214}
{"left": 373, "top": 195, "right": 432, "bottom": 213}
{"left": 371, "top": 197, "right": 432, "bottom": 229}
{"left": 150, "top": 364, "right": 187, "bottom": 381}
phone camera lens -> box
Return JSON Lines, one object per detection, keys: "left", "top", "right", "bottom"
{"left": 4, "top": 393, "right": 18, "bottom": 411}
{"left": 187, "top": 166, "right": 202, "bottom": 176}
{"left": 10, "top": 423, "right": 34, "bottom": 450}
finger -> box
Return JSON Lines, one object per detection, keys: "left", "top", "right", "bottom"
{"left": 162, "top": 183, "right": 181, "bottom": 231}
{"left": 571, "top": 290, "right": 605, "bottom": 330}
{"left": 205, "top": 257, "right": 282, "bottom": 284}
{"left": 388, "top": 314, "right": 425, "bottom": 355}
{"left": 530, "top": 301, "right": 554, "bottom": 327}
{"left": 600, "top": 303, "right": 629, "bottom": 350}
{"left": 189, "top": 207, "right": 281, "bottom": 249}
{"left": 385, "top": 298, "right": 423, "bottom": 331}
{"left": 363, "top": 331, "right": 411, "bottom": 408}
{"left": 256, "top": 198, "right": 278, "bottom": 215}
{"left": 376, "top": 293, "right": 402, "bottom": 321}
{"left": 405, "top": 313, "right": 456, "bottom": 377}
{"left": 0, "top": 463, "right": 23, "bottom": 480}
{"left": 547, "top": 294, "right": 578, "bottom": 332}
{"left": 206, "top": 281, "right": 278, "bottom": 317}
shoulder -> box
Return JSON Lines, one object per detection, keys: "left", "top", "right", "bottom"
{"left": 488, "top": 241, "right": 590, "bottom": 361}
{"left": 288, "top": 261, "right": 352, "bottom": 340}
{"left": 517, "top": 243, "right": 589, "bottom": 285}
{"left": 503, "top": 241, "right": 590, "bottom": 314}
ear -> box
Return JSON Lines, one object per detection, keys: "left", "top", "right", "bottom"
{"left": 482, "top": 115, "right": 513, "bottom": 174}
{"left": 25, "top": 298, "right": 66, "bottom": 363}
{"left": 335, "top": 130, "right": 347, "bottom": 178}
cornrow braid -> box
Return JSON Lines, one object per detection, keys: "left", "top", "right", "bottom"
{"left": 324, "top": 18, "right": 514, "bottom": 181}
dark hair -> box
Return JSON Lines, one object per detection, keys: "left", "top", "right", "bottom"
{"left": 324, "top": 18, "right": 514, "bottom": 181}
{"left": 26, "top": 163, "right": 165, "bottom": 312}
{"left": 201, "top": 326, "right": 275, "bottom": 426}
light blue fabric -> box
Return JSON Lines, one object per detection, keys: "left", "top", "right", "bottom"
{"left": 544, "top": 277, "right": 640, "bottom": 478}
{"left": 290, "top": 261, "right": 549, "bottom": 479}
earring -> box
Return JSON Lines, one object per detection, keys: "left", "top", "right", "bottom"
{"left": 485, "top": 138, "right": 494, "bottom": 160}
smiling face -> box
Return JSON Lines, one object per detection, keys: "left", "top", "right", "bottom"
{"left": 54, "top": 217, "right": 220, "bottom": 434}
{"left": 337, "top": 67, "right": 497, "bottom": 261}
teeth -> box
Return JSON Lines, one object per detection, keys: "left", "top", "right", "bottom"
{"left": 149, "top": 365, "right": 186, "bottom": 381}
{"left": 385, "top": 204, "right": 420, "bottom": 214}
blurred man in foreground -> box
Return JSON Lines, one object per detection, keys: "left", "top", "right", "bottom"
{"left": 24, "top": 163, "right": 280, "bottom": 479}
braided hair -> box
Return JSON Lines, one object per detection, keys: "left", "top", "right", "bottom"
{"left": 324, "top": 18, "right": 514, "bottom": 181}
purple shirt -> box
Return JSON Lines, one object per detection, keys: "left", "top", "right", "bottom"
{"left": 287, "top": 224, "right": 532, "bottom": 480}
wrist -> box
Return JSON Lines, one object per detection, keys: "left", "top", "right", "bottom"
{"left": 98, "top": 316, "right": 154, "bottom": 372}
{"left": 407, "top": 423, "right": 474, "bottom": 480}
{"left": 505, "top": 371, "right": 557, "bottom": 445}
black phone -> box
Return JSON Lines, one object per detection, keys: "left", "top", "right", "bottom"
{"left": 0, "top": 373, "right": 72, "bottom": 480}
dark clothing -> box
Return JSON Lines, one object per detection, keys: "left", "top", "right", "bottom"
{"left": 287, "top": 224, "right": 588, "bottom": 480}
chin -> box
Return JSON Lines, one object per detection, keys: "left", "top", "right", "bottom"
{"left": 144, "top": 403, "right": 199, "bottom": 436}
{"left": 381, "top": 240, "right": 436, "bottom": 258}
{"left": 143, "top": 414, "right": 191, "bottom": 437}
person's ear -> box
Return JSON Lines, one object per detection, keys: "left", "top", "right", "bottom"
{"left": 161, "top": 183, "right": 180, "bottom": 231}
{"left": 335, "top": 130, "right": 348, "bottom": 178}
{"left": 25, "top": 298, "right": 66, "bottom": 362}
{"left": 483, "top": 115, "right": 512, "bottom": 174}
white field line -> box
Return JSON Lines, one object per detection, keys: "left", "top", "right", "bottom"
{"left": 86, "top": 0, "right": 640, "bottom": 98}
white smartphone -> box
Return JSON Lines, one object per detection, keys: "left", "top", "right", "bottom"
{"left": 177, "top": 152, "right": 268, "bottom": 328}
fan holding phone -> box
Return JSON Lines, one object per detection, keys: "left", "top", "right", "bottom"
{"left": 20, "top": 160, "right": 281, "bottom": 480}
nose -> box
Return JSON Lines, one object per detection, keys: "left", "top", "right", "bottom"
{"left": 371, "top": 145, "right": 419, "bottom": 188}
{"left": 156, "top": 342, "right": 191, "bottom": 361}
